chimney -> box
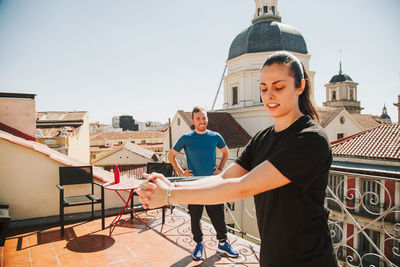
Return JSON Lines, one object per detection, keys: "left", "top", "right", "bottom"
{"left": 0, "top": 92, "right": 37, "bottom": 140}
{"left": 394, "top": 95, "right": 400, "bottom": 124}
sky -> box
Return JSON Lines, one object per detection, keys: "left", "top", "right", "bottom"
{"left": 0, "top": 0, "right": 399, "bottom": 124}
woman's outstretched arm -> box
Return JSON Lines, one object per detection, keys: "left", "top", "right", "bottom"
{"left": 138, "top": 160, "right": 291, "bottom": 209}
{"left": 170, "top": 162, "right": 249, "bottom": 188}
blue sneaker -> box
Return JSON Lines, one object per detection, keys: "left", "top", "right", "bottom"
{"left": 217, "top": 241, "right": 239, "bottom": 258}
{"left": 192, "top": 242, "right": 203, "bottom": 260}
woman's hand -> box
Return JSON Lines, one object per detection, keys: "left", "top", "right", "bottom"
{"left": 137, "top": 172, "right": 169, "bottom": 209}
{"left": 143, "top": 172, "right": 171, "bottom": 186}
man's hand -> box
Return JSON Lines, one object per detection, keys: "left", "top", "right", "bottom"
{"left": 213, "top": 167, "right": 221, "bottom": 175}
{"left": 181, "top": 169, "right": 194, "bottom": 177}
{"left": 137, "top": 172, "right": 169, "bottom": 209}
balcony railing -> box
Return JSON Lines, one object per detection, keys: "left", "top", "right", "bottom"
{"left": 123, "top": 157, "right": 400, "bottom": 266}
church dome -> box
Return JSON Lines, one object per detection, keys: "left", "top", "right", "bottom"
{"left": 228, "top": 19, "right": 308, "bottom": 60}
{"left": 380, "top": 105, "right": 391, "bottom": 120}
{"left": 329, "top": 62, "right": 353, "bottom": 83}
{"left": 329, "top": 73, "right": 353, "bottom": 83}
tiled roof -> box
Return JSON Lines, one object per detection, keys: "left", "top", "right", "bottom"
{"left": 351, "top": 113, "right": 381, "bottom": 130}
{"left": 331, "top": 124, "right": 400, "bottom": 160}
{"left": 37, "top": 126, "right": 79, "bottom": 138}
{"left": 317, "top": 107, "right": 343, "bottom": 128}
{"left": 90, "top": 130, "right": 165, "bottom": 141}
{"left": 36, "top": 111, "right": 87, "bottom": 121}
{"left": 177, "top": 110, "right": 193, "bottom": 127}
{"left": 92, "top": 142, "right": 158, "bottom": 163}
{"left": 0, "top": 130, "right": 113, "bottom": 183}
{"left": 177, "top": 110, "right": 251, "bottom": 148}
{"left": 317, "top": 107, "right": 382, "bottom": 130}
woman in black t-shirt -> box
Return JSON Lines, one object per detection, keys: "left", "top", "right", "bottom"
{"left": 138, "top": 51, "right": 339, "bottom": 267}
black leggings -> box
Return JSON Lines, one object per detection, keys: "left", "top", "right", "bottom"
{"left": 188, "top": 204, "right": 227, "bottom": 243}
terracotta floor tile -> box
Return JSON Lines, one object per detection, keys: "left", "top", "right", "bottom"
{"left": 120, "top": 256, "right": 147, "bottom": 267}
{"left": 3, "top": 246, "right": 30, "bottom": 260}
{"left": 84, "top": 253, "right": 113, "bottom": 265}
{"left": 29, "top": 244, "right": 55, "bottom": 258}
{"left": 57, "top": 251, "right": 87, "bottom": 266}
{"left": 2, "top": 253, "right": 32, "bottom": 266}
{"left": 30, "top": 255, "right": 61, "bottom": 267}
{"left": 4, "top": 210, "right": 260, "bottom": 266}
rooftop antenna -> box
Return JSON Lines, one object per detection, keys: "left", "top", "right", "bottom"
{"left": 339, "top": 49, "right": 343, "bottom": 74}
{"left": 211, "top": 65, "right": 227, "bottom": 111}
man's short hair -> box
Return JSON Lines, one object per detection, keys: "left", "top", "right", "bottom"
{"left": 191, "top": 106, "right": 207, "bottom": 119}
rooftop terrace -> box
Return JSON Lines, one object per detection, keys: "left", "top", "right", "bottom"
{"left": 1, "top": 209, "right": 260, "bottom": 267}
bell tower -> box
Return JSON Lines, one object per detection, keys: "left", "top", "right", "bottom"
{"left": 323, "top": 61, "right": 363, "bottom": 114}
{"left": 253, "top": 0, "right": 281, "bottom": 23}
{"left": 394, "top": 95, "right": 400, "bottom": 123}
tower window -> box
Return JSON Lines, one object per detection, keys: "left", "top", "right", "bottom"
{"left": 232, "top": 87, "right": 238, "bottom": 105}
{"left": 337, "top": 133, "right": 344, "bottom": 140}
{"left": 350, "top": 89, "right": 354, "bottom": 100}
{"left": 258, "top": 7, "right": 261, "bottom": 16}
{"left": 271, "top": 6, "right": 275, "bottom": 15}
{"left": 263, "top": 6, "right": 268, "bottom": 14}
{"left": 332, "top": 91, "right": 336, "bottom": 101}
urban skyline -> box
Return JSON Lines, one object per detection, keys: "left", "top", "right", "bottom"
{"left": 0, "top": 0, "right": 399, "bottom": 124}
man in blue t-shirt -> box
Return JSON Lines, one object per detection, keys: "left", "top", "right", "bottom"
{"left": 168, "top": 106, "right": 239, "bottom": 260}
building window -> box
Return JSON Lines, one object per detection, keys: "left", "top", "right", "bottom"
{"left": 44, "top": 139, "right": 57, "bottom": 145}
{"left": 141, "top": 140, "right": 145, "bottom": 144}
{"left": 232, "top": 86, "right": 238, "bottom": 105}
{"left": 332, "top": 90, "right": 337, "bottom": 100}
{"left": 350, "top": 89, "right": 354, "bottom": 100}
{"left": 328, "top": 222, "right": 343, "bottom": 246}
{"left": 271, "top": 6, "right": 275, "bottom": 15}
{"left": 177, "top": 118, "right": 180, "bottom": 126}
{"left": 328, "top": 174, "right": 344, "bottom": 202}
{"left": 361, "top": 179, "right": 381, "bottom": 214}
{"left": 257, "top": 7, "right": 261, "bottom": 16}
{"left": 131, "top": 140, "right": 135, "bottom": 143}
{"left": 340, "top": 116, "right": 345, "bottom": 124}
{"left": 327, "top": 174, "right": 345, "bottom": 212}
{"left": 263, "top": 6, "right": 268, "bottom": 14}
{"left": 358, "top": 229, "right": 381, "bottom": 266}
{"left": 118, "top": 141, "right": 123, "bottom": 145}
{"left": 394, "top": 239, "right": 400, "bottom": 266}
{"left": 337, "top": 133, "right": 344, "bottom": 140}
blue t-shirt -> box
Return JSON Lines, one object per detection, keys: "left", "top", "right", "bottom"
{"left": 173, "top": 130, "right": 227, "bottom": 176}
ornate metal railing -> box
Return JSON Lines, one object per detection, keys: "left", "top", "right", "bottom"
{"left": 326, "top": 172, "right": 400, "bottom": 267}
{"left": 169, "top": 171, "right": 399, "bottom": 267}
{"left": 141, "top": 152, "right": 399, "bottom": 266}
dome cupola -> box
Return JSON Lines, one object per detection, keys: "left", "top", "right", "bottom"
{"left": 329, "top": 61, "right": 353, "bottom": 83}
{"left": 228, "top": 0, "right": 308, "bottom": 60}
{"left": 323, "top": 61, "right": 363, "bottom": 114}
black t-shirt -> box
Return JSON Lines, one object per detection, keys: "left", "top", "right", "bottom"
{"left": 236, "top": 115, "right": 337, "bottom": 267}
